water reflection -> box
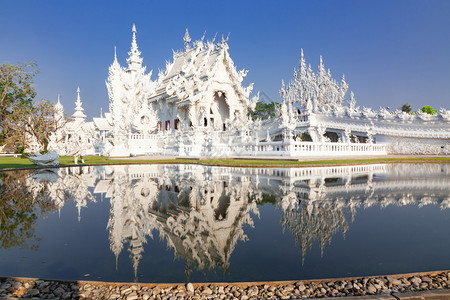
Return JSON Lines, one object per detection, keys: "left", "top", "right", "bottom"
{"left": 104, "top": 165, "right": 261, "bottom": 281}
{"left": 0, "top": 169, "right": 57, "bottom": 250}
{"left": 1, "top": 163, "right": 449, "bottom": 281}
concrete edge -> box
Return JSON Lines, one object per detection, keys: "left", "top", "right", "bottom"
{"left": 1, "top": 269, "right": 449, "bottom": 289}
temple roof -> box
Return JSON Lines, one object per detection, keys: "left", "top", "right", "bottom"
{"left": 93, "top": 117, "right": 113, "bottom": 131}
{"left": 149, "top": 31, "right": 253, "bottom": 106}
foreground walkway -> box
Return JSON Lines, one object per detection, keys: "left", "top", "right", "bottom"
{"left": 1, "top": 271, "right": 449, "bottom": 299}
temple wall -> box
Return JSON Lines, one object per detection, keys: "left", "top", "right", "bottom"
{"left": 380, "top": 136, "right": 450, "bottom": 155}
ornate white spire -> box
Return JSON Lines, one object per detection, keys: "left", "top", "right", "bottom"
{"left": 54, "top": 94, "right": 65, "bottom": 125}
{"left": 108, "top": 46, "right": 121, "bottom": 74}
{"left": 183, "top": 28, "right": 191, "bottom": 47}
{"left": 55, "top": 94, "right": 63, "bottom": 112}
{"left": 127, "top": 24, "right": 143, "bottom": 71}
{"left": 72, "top": 87, "right": 87, "bottom": 120}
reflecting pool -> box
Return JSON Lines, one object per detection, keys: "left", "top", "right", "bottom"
{"left": 0, "top": 163, "right": 449, "bottom": 283}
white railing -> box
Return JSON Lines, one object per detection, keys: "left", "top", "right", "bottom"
{"left": 228, "top": 140, "right": 387, "bottom": 157}
{"left": 126, "top": 132, "right": 387, "bottom": 157}
{"left": 129, "top": 134, "right": 158, "bottom": 140}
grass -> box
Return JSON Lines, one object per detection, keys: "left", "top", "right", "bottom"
{"left": 0, "top": 155, "right": 449, "bottom": 170}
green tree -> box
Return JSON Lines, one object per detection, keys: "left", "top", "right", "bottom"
{"left": 0, "top": 62, "right": 38, "bottom": 149}
{"left": 248, "top": 101, "right": 280, "bottom": 120}
{"left": 420, "top": 105, "right": 438, "bottom": 115}
{"left": 400, "top": 103, "right": 412, "bottom": 113}
{"left": 0, "top": 62, "right": 37, "bottom": 121}
{"left": 4, "top": 99, "right": 63, "bottom": 152}
{"left": 0, "top": 63, "right": 64, "bottom": 153}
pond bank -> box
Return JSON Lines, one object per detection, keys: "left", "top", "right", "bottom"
{"left": 1, "top": 154, "right": 449, "bottom": 171}
{"left": 1, "top": 270, "right": 449, "bottom": 299}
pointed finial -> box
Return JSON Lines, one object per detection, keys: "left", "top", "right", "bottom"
{"left": 184, "top": 28, "right": 191, "bottom": 46}
{"left": 57, "top": 94, "right": 61, "bottom": 104}
{"left": 320, "top": 55, "right": 323, "bottom": 66}
{"left": 100, "top": 107, "right": 103, "bottom": 118}
{"left": 300, "top": 48, "right": 305, "bottom": 66}
{"left": 131, "top": 24, "right": 137, "bottom": 46}
{"left": 201, "top": 30, "right": 206, "bottom": 42}
{"left": 114, "top": 46, "right": 117, "bottom": 60}
{"left": 221, "top": 33, "right": 229, "bottom": 44}
{"left": 127, "top": 24, "right": 142, "bottom": 70}
{"left": 77, "top": 87, "right": 81, "bottom": 103}
{"left": 77, "top": 87, "right": 80, "bottom": 101}
{"left": 72, "top": 87, "right": 86, "bottom": 119}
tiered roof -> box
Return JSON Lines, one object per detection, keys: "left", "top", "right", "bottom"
{"left": 149, "top": 29, "right": 255, "bottom": 108}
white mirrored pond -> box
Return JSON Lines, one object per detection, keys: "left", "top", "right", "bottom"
{"left": 0, "top": 163, "right": 449, "bottom": 283}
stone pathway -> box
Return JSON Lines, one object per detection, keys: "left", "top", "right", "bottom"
{"left": 0, "top": 271, "right": 449, "bottom": 299}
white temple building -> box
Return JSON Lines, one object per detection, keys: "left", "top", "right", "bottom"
{"left": 48, "top": 88, "right": 98, "bottom": 158}
{"left": 51, "top": 25, "right": 450, "bottom": 157}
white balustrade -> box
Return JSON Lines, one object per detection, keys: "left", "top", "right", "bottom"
{"left": 126, "top": 131, "right": 387, "bottom": 157}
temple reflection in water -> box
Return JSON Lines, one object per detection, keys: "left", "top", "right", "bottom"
{"left": 21, "top": 163, "right": 450, "bottom": 279}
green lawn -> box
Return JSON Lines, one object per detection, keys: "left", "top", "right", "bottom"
{"left": 0, "top": 155, "right": 449, "bottom": 170}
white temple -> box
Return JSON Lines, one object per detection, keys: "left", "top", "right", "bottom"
{"left": 48, "top": 25, "right": 450, "bottom": 157}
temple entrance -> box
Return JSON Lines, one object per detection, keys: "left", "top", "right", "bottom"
{"left": 211, "top": 91, "right": 230, "bottom": 129}
{"left": 324, "top": 132, "right": 339, "bottom": 142}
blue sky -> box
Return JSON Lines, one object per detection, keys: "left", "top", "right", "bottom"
{"left": 1, "top": 0, "right": 449, "bottom": 119}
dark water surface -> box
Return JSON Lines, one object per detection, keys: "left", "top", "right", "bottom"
{"left": 0, "top": 163, "right": 449, "bottom": 283}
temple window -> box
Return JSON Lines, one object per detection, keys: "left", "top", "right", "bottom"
{"left": 174, "top": 119, "right": 180, "bottom": 130}
{"left": 204, "top": 117, "right": 207, "bottom": 126}
{"left": 165, "top": 120, "right": 170, "bottom": 130}
{"left": 210, "top": 118, "right": 214, "bottom": 126}
{"left": 223, "top": 123, "right": 226, "bottom": 131}
{"left": 157, "top": 121, "right": 161, "bottom": 131}
{"left": 140, "top": 115, "right": 150, "bottom": 124}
